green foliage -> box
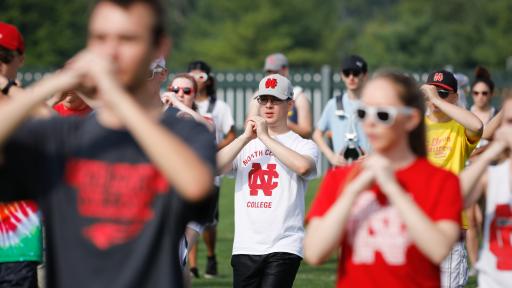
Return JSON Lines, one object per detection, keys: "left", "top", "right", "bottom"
{"left": 1, "top": 0, "right": 510, "bottom": 71}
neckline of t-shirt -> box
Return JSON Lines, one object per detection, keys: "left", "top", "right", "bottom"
{"left": 425, "top": 117, "right": 455, "bottom": 125}
{"left": 270, "top": 130, "right": 294, "bottom": 139}
{"left": 395, "top": 156, "right": 423, "bottom": 175}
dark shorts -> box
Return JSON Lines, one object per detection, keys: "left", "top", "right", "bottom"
{"left": 231, "top": 252, "right": 301, "bottom": 288}
{"left": 198, "top": 185, "right": 220, "bottom": 227}
{"left": 0, "top": 261, "right": 38, "bottom": 288}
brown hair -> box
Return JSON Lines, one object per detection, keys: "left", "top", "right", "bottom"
{"left": 92, "top": 0, "right": 167, "bottom": 46}
{"left": 371, "top": 70, "right": 427, "bottom": 157}
{"left": 170, "top": 73, "right": 198, "bottom": 110}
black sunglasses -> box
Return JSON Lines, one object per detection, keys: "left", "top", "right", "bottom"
{"left": 170, "top": 86, "right": 193, "bottom": 95}
{"left": 342, "top": 69, "right": 362, "bottom": 78}
{"left": 437, "top": 89, "right": 452, "bottom": 99}
{"left": 257, "top": 95, "right": 287, "bottom": 105}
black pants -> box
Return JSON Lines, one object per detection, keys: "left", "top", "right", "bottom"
{"left": 231, "top": 252, "right": 301, "bottom": 288}
{"left": 0, "top": 261, "right": 38, "bottom": 288}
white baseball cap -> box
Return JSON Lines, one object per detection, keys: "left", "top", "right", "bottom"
{"left": 254, "top": 74, "right": 293, "bottom": 100}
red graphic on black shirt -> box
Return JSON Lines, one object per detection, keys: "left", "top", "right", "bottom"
{"left": 265, "top": 78, "right": 278, "bottom": 89}
{"left": 490, "top": 204, "right": 512, "bottom": 270}
{"left": 248, "top": 163, "right": 279, "bottom": 196}
{"left": 65, "top": 159, "right": 169, "bottom": 250}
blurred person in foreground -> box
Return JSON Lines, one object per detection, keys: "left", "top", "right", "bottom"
{"left": 0, "top": 1, "right": 216, "bottom": 287}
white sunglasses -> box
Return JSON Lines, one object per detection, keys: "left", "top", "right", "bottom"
{"left": 356, "top": 105, "right": 413, "bottom": 125}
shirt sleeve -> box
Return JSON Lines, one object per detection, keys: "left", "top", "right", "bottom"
{"left": 306, "top": 168, "right": 348, "bottom": 223}
{"left": 429, "top": 171, "right": 462, "bottom": 224}
{"left": 297, "top": 139, "right": 319, "bottom": 180}
{"left": 316, "top": 99, "right": 333, "bottom": 132}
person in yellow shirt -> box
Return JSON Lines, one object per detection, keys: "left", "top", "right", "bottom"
{"left": 422, "top": 70, "right": 483, "bottom": 288}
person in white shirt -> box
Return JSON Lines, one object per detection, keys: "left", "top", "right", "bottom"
{"left": 218, "top": 74, "right": 319, "bottom": 288}
{"left": 186, "top": 60, "right": 236, "bottom": 278}
{"left": 460, "top": 92, "right": 512, "bottom": 288}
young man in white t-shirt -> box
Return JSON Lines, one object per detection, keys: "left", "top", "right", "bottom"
{"left": 218, "top": 74, "right": 319, "bottom": 288}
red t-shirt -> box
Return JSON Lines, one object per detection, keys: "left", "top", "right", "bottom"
{"left": 306, "top": 158, "right": 462, "bottom": 288}
{"left": 54, "top": 103, "right": 92, "bottom": 117}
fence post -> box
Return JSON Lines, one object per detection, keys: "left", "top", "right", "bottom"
{"left": 319, "top": 65, "right": 332, "bottom": 175}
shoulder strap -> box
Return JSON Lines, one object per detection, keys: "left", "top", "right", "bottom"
{"left": 334, "top": 94, "right": 345, "bottom": 117}
{"left": 206, "top": 98, "right": 216, "bottom": 114}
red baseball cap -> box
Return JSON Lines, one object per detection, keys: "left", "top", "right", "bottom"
{"left": 0, "top": 22, "right": 25, "bottom": 54}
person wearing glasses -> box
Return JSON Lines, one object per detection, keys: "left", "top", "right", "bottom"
{"left": 459, "top": 91, "right": 512, "bottom": 288}
{"left": 312, "top": 55, "right": 371, "bottom": 166}
{"left": 305, "top": 71, "right": 462, "bottom": 288}
{"left": 422, "top": 70, "right": 483, "bottom": 288}
{"left": 217, "top": 74, "right": 319, "bottom": 288}
{"left": 464, "top": 66, "right": 499, "bottom": 275}
{"left": 162, "top": 74, "right": 214, "bottom": 132}
{"left": 248, "top": 53, "right": 313, "bottom": 138}
{"left": 185, "top": 60, "right": 235, "bottom": 278}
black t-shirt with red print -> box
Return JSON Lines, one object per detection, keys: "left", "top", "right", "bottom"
{"left": 0, "top": 111, "right": 216, "bottom": 288}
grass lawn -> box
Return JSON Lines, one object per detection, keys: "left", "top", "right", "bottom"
{"left": 191, "top": 177, "right": 477, "bottom": 287}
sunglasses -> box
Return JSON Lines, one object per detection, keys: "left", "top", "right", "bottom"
{"left": 436, "top": 89, "right": 453, "bottom": 99}
{"left": 356, "top": 105, "right": 413, "bottom": 126}
{"left": 472, "top": 90, "right": 489, "bottom": 97}
{"left": 256, "top": 95, "right": 288, "bottom": 105}
{"left": 342, "top": 69, "right": 362, "bottom": 78}
{"left": 169, "top": 86, "right": 194, "bottom": 95}
{"left": 189, "top": 72, "right": 208, "bottom": 81}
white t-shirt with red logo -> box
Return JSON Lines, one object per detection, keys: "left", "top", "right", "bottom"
{"left": 230, "top": 131, "right": 319, "bottom": 257}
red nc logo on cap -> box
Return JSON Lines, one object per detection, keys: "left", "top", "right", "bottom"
{"left": 433, "top": 73, "right": 444, "bottom": 82}
{"left": 265, "top": 78, "right": 278, "bottom": 89}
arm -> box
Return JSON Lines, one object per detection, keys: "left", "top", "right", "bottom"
{"left": 304, "top": 169, "right": 374, "bottom": 265}
{"left": 287, "top": 93, "right": 312, "bottom": 138}
{"left": 71, "top": 51, "right": 214, "bottom": 202}
{"left": 422, "top": 85, "right": 483, "bottom": 142}
{"left": 217, "top": 126, "right": 236, "bottom": 150}
{"left": 0, "top": 72, "right": 79, "bottom": 145}
{"left": 252, "top": 116, "right": 316, "bottom": 176}
{"left": 162, "top": 92, "right": 214, "bottom": 132}
{"left": 0, "top": 76, "right": 56, "bottom": 118}
{"left": 381, "top": 180, "right": 459, "bottom": 264}
{"left": 461, "top": 130, "right": 509, "bottom": 207}
{"left": 216, "top": 121, "right": 255, "bottom": 174}
{"left": 367, "top": 156, "right": 459, "bottom": 264}
{"left": 312, "top": 128, "right": 345, "bottom": 166}
{"left": 482, "top": 110, "right": 503, "bottom": 140}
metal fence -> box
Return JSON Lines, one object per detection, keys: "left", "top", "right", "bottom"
{"left": 18, "top": 67, "right": 511, "bottom": 131}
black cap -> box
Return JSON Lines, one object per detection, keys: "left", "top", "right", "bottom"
{"left": 426, "top": 70, "right": 458, "bottom": 92}
{"left": 341, "top": 55, "right": 368, "bottom": 73}
{"left": 187, "top": 60, "right": 211, "bottom": 75}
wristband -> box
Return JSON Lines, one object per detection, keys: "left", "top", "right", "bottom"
{"left": 1, "top": 79, "right": 17, "bottom": 96}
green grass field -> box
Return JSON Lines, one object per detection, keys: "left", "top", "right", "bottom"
{"left": 190, "top": 177, "right": 477, "bottom": 287}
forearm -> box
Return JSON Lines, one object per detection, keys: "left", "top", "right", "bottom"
{"left": 433, "top": 98, "right": 483, "bottom": 133}
{"left": 0, "top": 73, "right": 73, "bottom": 144}
{"left": 217, "top": 134, "right": 250, "bottom": 174}
{"left": 260, "top": 135, "right": 315, "bottom": 176}
{"left": 461, "top": 141, "right": 505, "bottom": 207}
{"left": 216, "top": 129, "right": 236, "bottom": 150}
{"left": 305, "top": 172, "right": 372, "bottom": 265}
{"left": 108, "top": 85, "right": 214, "bottom": 201}
{"left": 288, "top": 121, "right": 312, "bottom": 138}
{"left": 174, "top": 102, "right": 214, "bottom": 132}
{"left": 482, "top": 110, "right": 503, "bottom": 140}
{"left": 384, "top": 181, "right": 458, "bottom": 264}
{"left": 312, "top": 129, "right": 336, "bottom": 160}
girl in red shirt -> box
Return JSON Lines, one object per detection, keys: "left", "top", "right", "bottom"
{"left": 304, "top": 71, "right": 462, "bottom": 288}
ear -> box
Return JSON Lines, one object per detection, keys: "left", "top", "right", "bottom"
{"left": 287, "top": 99, "right": 294, "bottom": 112}
{"left": 404, "top": 108, "right": 421, "bottom": 132}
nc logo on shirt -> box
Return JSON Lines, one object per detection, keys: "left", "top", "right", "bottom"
{"left": 248, "top": 163, "right": 279, "bottom": 196}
